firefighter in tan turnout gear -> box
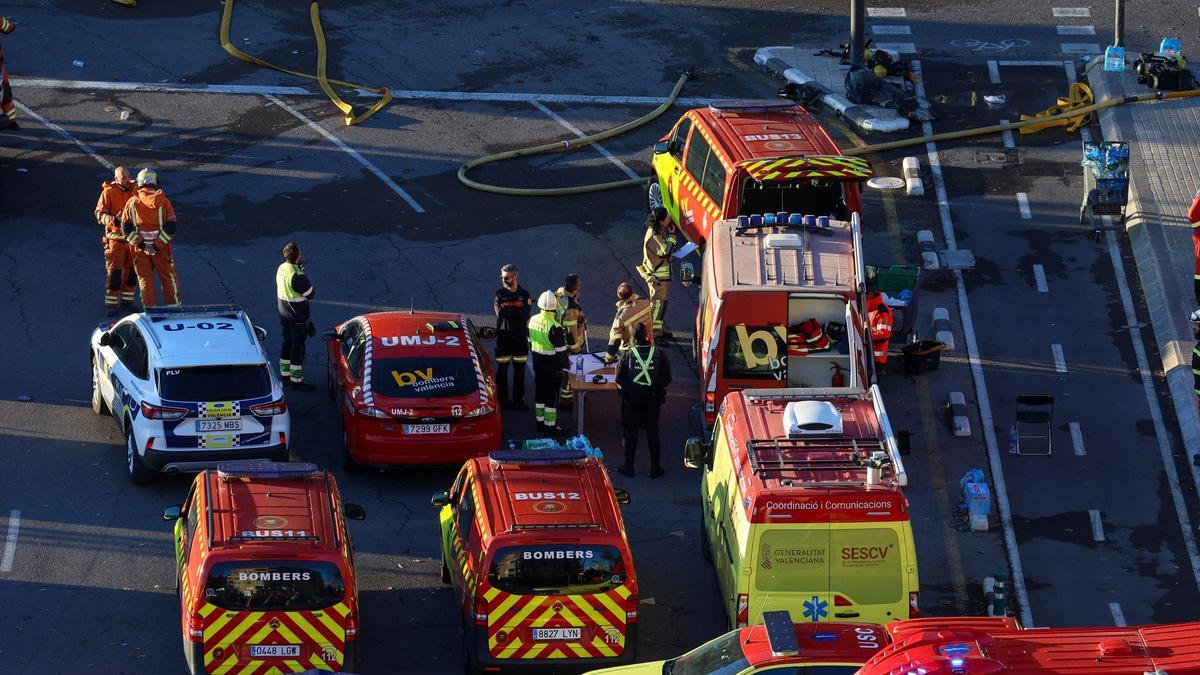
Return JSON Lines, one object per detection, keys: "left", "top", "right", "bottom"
{"left": 637, "top": 207, "right": 678, "bottom": 339}
{"left": 555, "top": 273, "right": 587, "bottom": 407}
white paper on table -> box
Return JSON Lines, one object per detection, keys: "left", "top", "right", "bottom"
{"left": 672, "top": 242, "right": 699, "bottom": 259}
{"left": 568, "top": 353, "right": 609, "bottom": 375}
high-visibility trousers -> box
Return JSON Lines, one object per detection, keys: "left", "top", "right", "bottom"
{"left": 132, "top": 243, "right": 181, "bottom": 308}
{"left": 104, "top": 238, "right": 138, "bottom": 306}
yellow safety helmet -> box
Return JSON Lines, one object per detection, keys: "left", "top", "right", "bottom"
{"left": 537, "top": 290, "right": 558, "bottom": 311}
{"left": 136, "top": 168, "right": 157, "bottom": 187}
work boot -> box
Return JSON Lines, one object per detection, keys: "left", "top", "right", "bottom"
{"left": 289, "top": 380, "right": 316, "bottom": 391}
{"left": 617, "top": 464, "right": 635, "bottom": 478}
{"left": 649, "top": 465, "right": 665, "bottom": 479}
{"left": 105, "top": 306, "right": 119, "bottom": 318}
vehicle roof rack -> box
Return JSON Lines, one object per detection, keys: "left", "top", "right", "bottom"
{"left": 217, "top": 460, "right": 319, "bottom": 479}
{"left": 145, "top": 304, "right": 244, "bottom": 321}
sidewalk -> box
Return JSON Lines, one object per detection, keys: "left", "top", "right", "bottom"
{"left": 1086, "top": 58, "right": 1200, "bottom": 459}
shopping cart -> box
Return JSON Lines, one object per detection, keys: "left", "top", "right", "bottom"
{"left": 1078, "top": 140, "right": 1129, "bottom": 241}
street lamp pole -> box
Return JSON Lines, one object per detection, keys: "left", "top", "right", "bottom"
{"left": 850, "top": 0, "right": 866, "bottom": 67}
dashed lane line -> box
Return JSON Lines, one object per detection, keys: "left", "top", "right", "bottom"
{"left": 867, "top": 7, "right": 907, "bottom": 17}
{"left": 1057, "top": 25, "right": 1096, "bottom": 35}
{"left": 1, "top": 510, "right": 20, "bottom": 573}
{"left": 1088, "top": 509, "right": 1106, "bottom": 542}
{"left": 530, "top": 100, "right": 640, "bottom": 180}
{"left": 1053, "top": 7, "right": 1091, "bottom": 17}
{"left": 871, "top": 25, "right": 912, "bottom": 34}
{"left": 987, "top": 60, "right": 1001, "bottom": 84}
{"left": 1069, "top": 422, "right": 1085, "bottom": 455}
{"left": 13, "top": 100, "right": 113, "bottom": 170}
{"left": 1109, "top": 602, "right": 1127, "bottom": 626}
{"left": 264, "top": 94, "right": 425, "bottom": 214}
{"left": 999, "top": 118, "right": 1015, "bottom": 148}
{"left": 912, "top": 59, "right": 1035, "bottom": 628}
{"left": 1033, "top": 264, "right": 1048, "bottom": 292}
{"left": 1017, "top": 192, "right": 1032, "bottom": 219}
{"left": 1051, "top": 343, "right": 1067, "bottom": 373}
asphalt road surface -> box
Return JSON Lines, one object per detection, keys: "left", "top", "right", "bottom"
{"left": 1, "top": 2, "right": 1199, "bottom": 674}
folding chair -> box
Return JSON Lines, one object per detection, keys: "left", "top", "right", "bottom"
{"left": 1013, "top": 394, "right": 1054, "bottom": 456}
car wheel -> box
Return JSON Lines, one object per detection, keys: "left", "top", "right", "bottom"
{"left": 700, "top": 510, "right": 713, "bottom": 564}
{"left": 342, "top": 428, "right": 363, "bottom": 474}
{"left": 126, "top": 428, "right": 155, "bottom": 484}
{"left": 647, "top": 178, "right": 663, "bottom": 212}
{"left": 91, "top": 360, "right": 109, "bottom": 416}
{"left": 461, "top": 621, "right": 481, "bottom": 675}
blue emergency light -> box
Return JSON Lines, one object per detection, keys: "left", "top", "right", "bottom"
{"left": 488, "top": 449, "right": 588, "bottom": 466}
{"left": 763, "top": 610, "right": 800, "bottom": 656}
{"left": 216, "top": 460, "right": 319, "bottom": 479}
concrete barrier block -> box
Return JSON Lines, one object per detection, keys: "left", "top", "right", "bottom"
{"left": 932, "top": 307, "right": 955, "bottom": 350}
{"left": 948, "top": 391, "right": 971, "bottom": 437}
{"left": 905, "top": 176, "right": 925, "bottom": 197}
{"left": 902, "top": 156, "right": 921, "bottom": 178}
{"left": 917, "top": 230, "right": 939, "bottom": 270}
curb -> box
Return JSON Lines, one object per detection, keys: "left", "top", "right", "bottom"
{"left": 1086, "top": 58, "right": 1200, "bottom": 459}
{"left": 754, "top": 47, "right": 910, "bottom": 133}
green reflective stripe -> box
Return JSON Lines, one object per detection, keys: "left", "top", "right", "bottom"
{"left": 276, "top": 262, "right": 305, "bottom": 300}
{"left": 528, "top": 312, "right": 562, "bottom": 354}
{"left": 631, "top": 346, "right": 655, "bottom": 386}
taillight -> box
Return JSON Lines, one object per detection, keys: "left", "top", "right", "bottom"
{"left": 909, "top": 591, "right": 920, "bottom": 618}
{"left": 474, "top": 595, "right": 488, "bottom": 626}
{"left": 355, "top": 406, "right": 391, "bottom": 419}
{"left": 704, "top": 392, "right": 716, "bottom": 423}
{"left": 465, "top": 403, "right": 495, "bottom": 417}
{"left": 345, "top": 612, "right": 359, "bottom": 638}
{"left": 250, "top": 399, "right": 287, "bottom": 416}
{"left": 187, "top": 612, "right": 205, "bottom": 643}
{"left": 141, "top": 401, "right": 187, "bottom": 420}
{"left": 735, "top": 593, "right": 749, "bottom": 628}
{"left": 626, "top": 592, "right": 639, "bottom": 624}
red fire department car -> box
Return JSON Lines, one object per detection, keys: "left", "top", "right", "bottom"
{"left": 858, "top": 616, "right": 1200, "bottom": 674}
{"left": 432, "top": 447, "right": 638, "bottom": 673}
{"left": 163, "top": 460, "right": 367, "bottom": 674}
{"left": 324, "top": 311, "right": 501, "bottom": 470}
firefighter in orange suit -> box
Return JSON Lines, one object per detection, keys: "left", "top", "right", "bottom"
{"left": 95, "top": 167, "right": 139, "bottom": 316}
{"left": 120, "top": 168, "right": 181, "bottom": 308}
{"left": 866, "top": 288, "right": 894, "bottom": 373}
{"left": 0, "top": 15, "right": 18, "bottom": 129}
{"left": 1190, "top": 191, "right": 1200, "bottom": 304}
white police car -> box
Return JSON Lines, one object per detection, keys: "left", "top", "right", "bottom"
{"left": 89, "top": 305, "right": 291, "bottom": 483}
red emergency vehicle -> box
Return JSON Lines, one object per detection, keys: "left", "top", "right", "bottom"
{"left": 433, "top": 447, "right": 638, "bottom": 673}
{"left": 649, "top": 99, "right": 871, "bottom": 244}
{"left": 858, "top": 616, "right": 1200, "bottom": 674}
{"left": 324, "top": 311, "right": 501, "bottom": 469}
{"left": 686, "top": 215, "right": 870, "bottom": 426}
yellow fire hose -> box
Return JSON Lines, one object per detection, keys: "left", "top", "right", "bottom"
{"left": 456, "top": 72, "right": 692, "bottom": 196}
{"left": 220, "top": 0, "right": 392, "bottom": 126}
{"left": 844, "top": 87, "right": 1200, "bottom": 157}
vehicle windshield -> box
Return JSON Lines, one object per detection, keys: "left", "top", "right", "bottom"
{"left": 667, "top": 631, "right": 749, "bottom": 675}
{"left": 203, "top": 561, "right": 345, "bottom": 612}
{"left": 158, "top": 365, "right": 272, "bottom": 401}
{"left": 371, "top": 357, "right": 478, "bottom": 398}
{"left": 488, "top": 545, "right": 625, "bottom": 595}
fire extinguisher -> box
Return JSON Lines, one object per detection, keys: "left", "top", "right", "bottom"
{"left": 830, "top": 362, "right": 848, "bottom": 387}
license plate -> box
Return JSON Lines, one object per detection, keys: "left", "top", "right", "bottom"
{"left": 532, "top": 628, "right": 582, "bottom": 641}
{"left": 403, "top": 423, "right": 450, "bottom": 434}
{"left": 196, "top": 419, "right": 242, "bottom": 432}
{"left": 248, "top": 644, "right": 300, "bottom": 657}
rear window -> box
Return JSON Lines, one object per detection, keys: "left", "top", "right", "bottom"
{"left": 203, "top": 562, "right": 345, "bottom": 611}
{"left": 724, "top": 325, "right": 787, "bottom": 379}
{"left": 371, "top": 357, "right": 478, "bottom": 398}
{"left": 755, "top": 529, "right": 829, "bottom": 593}
{"left": 159, "top": 365, "right": 271, "bottom": 401}
{"left": 830, "top": 528, "right": 902, "bottom": 604}
{"left": 489, "top": 545, "right": 625, "bottom": 595}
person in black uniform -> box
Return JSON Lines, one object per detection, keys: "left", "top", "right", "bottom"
{"left": 616, "top": 323, "right": 672, "bottom": 478}
{"left": 493, "top": 263, "right": 532, "bottom": 410}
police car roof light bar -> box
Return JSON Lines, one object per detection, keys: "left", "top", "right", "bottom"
{"left": 762, "top": 610, "right": 800, "bottom": 656}
{"left": 488, "top": 449, "right": 588, "bottom": 466}
{"left": 216, "top": 460, "right": 320, "bottom": 479}
{"left": 708, "top": 99, "right": 799, "bottom": 116}
{"left": 146, "top": 304, "right": 244, "bottom": 321}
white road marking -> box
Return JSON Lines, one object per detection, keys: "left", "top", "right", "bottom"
{"left": 1089, "top": 509, "right": 1106, "bottom": 542}
{"left": 988, "top": 60, "right": 1001, "bottom": 84}
{"left": 1051, "top": 343, "right": 1067, "bottom": 373}
{"left": 12, "top": 77, "right": 717, "bottom": 107}
{"left": 1033, "top": 264, "right": 1048, "bottom": 292}
{"left": 867, "top": 7, "right": 907, "bottom": 17}
{"left": 13, "top": 101, "right": 113, "bottom": 170}
{"left": 1069, "top": 422, "right": 1086, "bottom": 455}
{"left": 1000, "top": 118, "right": 1015, "bottom": 148}
{"left": 912, "top": 60, "right": 1034, "bottom": 628}
{"left": 1053, "top": 7, "right": 1091, "bottom": 17}
{"left": 530, "top": 100, "right": 639, "bottom": 180}
{"left": 871, "top": 25, "right": 912, "bottom": 34}
{"left": 264, "top": 94, "right": 425, "bottom": 214}
{"left": 1104, "top": 224, "right": 1200, "bottom": 590}
{"left": 1061, "top": 43, "right": 1103, "bottom": 54}
{"left": 1017, "top": 192, "right": 1032, "bottom": 219}
{"left": 1057, "top": 25, "right": 1096, "bottom": 35}
{"left": 1, "top": 510, "right": 20, "bottom": 573}
{"left": 1109, "top": 602, "right": 1127, "bottom": 626}
{"left": 874, "top": 42, "right": 917, "bottom": 54}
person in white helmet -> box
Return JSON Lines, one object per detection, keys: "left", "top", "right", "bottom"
{"left": 527, "top": 290, "right": 569, "bottom": 434}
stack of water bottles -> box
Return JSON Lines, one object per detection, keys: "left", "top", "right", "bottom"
{"left": 509, "top": 435, "right": 603, "bottom": 458}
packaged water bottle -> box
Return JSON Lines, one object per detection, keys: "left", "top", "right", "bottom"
{"left": 1103, "top": 45, "right": 1125, "bottom": 72}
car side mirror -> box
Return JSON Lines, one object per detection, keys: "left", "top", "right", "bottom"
{"left": 680, "top": 262, "right": 698, "bottom": 287}
{"left": 322, "top": 329, "right": 339, "bottom": 342}
{"left": 431, "top": 490, "right": 450, "bottom": 508}
{"left": 475, "top": 326, "right": 497, "bottom": 340}
{"left": 613, "top": 488, "right": 632, "bottom": 506}
{"left": 253, "top": 325, "right": 268, "bottom": 342}
{"left": 683, "top": 436, "right": 708, "bottom": 469}
{"left": 344, "top": 503, "right": 367, "bottom": 520}
{"left": 162, "top": 505, "right": 182, "bottom": 522}
{"left": 99, "top": 332, "right": 111, "bottom": 347}
{"left": 653, "top": 140, "right": 670, "bottom": 155}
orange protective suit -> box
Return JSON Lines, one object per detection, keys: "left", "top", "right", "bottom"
{"left": 120, "top": 187, "right": 180, "bottom": 307}
{"left": 95, "top": 180, "right": 137, "bottom": 307}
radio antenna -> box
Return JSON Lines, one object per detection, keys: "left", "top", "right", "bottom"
{"left": 409, "top": 297, "right": 415, "bottom": 314}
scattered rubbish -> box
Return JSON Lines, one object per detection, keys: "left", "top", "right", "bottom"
{"left": 17, "top": 393, "right": 32, "bottom": 401}
{"left": 983, "top": 94, "right": 1006, "bottom": 105}
{"left": 119, "top": 110, "right": 131, "bottom": 121}
{"left": 15, "top": 168, "right": 27, "bottom": 173}
{"left": 233, "top": 258, "right": 246, "bottom": 264}
{"left": 72, "top": 60, "right": 85, "bottom": 68}
{"left": 640, "top": 597, "right": 656, "bottom": 605}
{"left": 668, "top": 530, "right": 685, "bottom": 538}
{"left": 292, "top": 50, "right": 300, "bottom": 55}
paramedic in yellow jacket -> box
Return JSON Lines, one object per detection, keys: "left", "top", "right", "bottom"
{"left": 637, "top": 207, "right": 678, "bottom": 339}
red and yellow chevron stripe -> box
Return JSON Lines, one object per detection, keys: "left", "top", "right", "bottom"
{"left": 482, "top": 584, "right": 633, "bottom": 660}
{"left": 740, "top": 155, "right": 872, "bottom": 181}
{"left": 198, "top": 602, "right": 349, "bottom": 674}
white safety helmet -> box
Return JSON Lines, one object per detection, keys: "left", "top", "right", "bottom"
{"left": 1192, "top": 308, "right": 1200, "bottom": 323}
{"left": 537, "top": 290, "right": 558, "bottom": 311}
